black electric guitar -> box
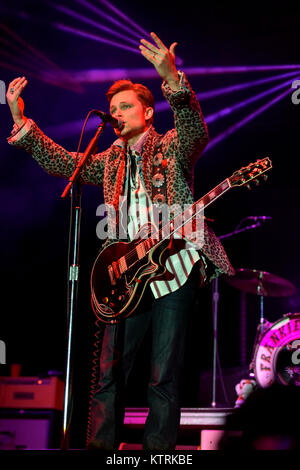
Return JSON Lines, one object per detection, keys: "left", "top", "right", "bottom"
{"left": 91, "top": 157, "right": 272, "bottom": 324}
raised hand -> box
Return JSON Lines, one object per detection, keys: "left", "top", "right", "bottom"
{"left": 139, "top": 32, "right": 179, "bottom": 90}
{"left": 6, "top": 76, "right": 28, "bottom": 126}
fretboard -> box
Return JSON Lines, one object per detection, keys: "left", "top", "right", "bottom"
{"left": 120, "top": 178, "right": 231, "bottom": 272}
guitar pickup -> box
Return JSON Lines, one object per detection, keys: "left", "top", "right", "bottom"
{"left": 108, "top": 261, "right": 121, "bottom": 286}
{"left": 112, "top": 261, "right": 120, "bottom": 279}
{"left": 108, "top": 264, "right": 116, "bottom": 286}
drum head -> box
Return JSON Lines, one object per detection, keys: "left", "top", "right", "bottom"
{"left": 253, "top": 313, "right": 300, "bottom": 387}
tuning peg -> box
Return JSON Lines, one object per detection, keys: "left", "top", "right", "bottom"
{"left": 263, "top": 175, "right": 268, "bottom": 181}
{"left": 254, "top": 179, "right": 260, "bottom": 186}
{"left": 246, "top": 184, "right": 252, "bottom": 190}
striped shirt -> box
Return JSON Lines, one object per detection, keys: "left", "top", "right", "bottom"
{"left": 123, "top": 131, "right": 201, "bottom": 299}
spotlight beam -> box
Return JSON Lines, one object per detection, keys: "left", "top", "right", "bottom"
{"left": 0, "top": 24, "right": 56, "bottom": 71}
{"left": 0, "top": 35, "right": 79, "bottom": 90}
{"left": 197, "top": 71, "right": 300, "bottom": 101}
{"left": 63, "top": 68, "right": 159, "bottom": 83}
{"left": 0, "top": 60, "right": 72, "bottom": 89}
{"left": 204, "top": 87, "right": 292, "bottom": 153}
{"left": 0, "top": 35, "right": 79, "bottom": 85}
{"left": 75, "top": 0, "right": 183, "bottom": 65}
{"left": 183, "top": 65, "right": 300, "bottom": 75}
{"left": 75, "top": 0, "right": 142, "bottom": 41}
{"left": 0, "top": 60, "right": 85, "bottom": 91}
{"left": 99, "top": 0, "right": 150, "bottom": 38}
{"left": 155, "top": 70, "right": 300, "bottom": 111}
{"left": 53, "top": 22, "right": 141, "bottom": 55}
{"left": 53, "top": 4, "right": 140, "bottom": 47}
{"left": 0, "top": 23, "right": 83, "bottom": 93}
{"left": 0, "top": 48, "right": 56, "bottom": 77}
{"left": 60, "top": 68, "right": 300, "bottom": 86}
{"left": 205, "top": 76, "right": 299, "bottom": 124}
{"left": 0, "top": 37, "right": 52, "bottom": 72}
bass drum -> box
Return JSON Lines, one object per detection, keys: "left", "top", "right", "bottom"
{"left": 252, "top": 313, "right": 300, "bottom": 388}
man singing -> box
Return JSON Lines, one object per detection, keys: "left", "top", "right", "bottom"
{"left": 6, "top": 32, "right": 233, "bottom": 450}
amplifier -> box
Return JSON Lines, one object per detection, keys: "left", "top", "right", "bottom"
{"left": 0, "top": 409, "right": 61, "bottom": 449}
{"left": 0, "top": 377, "right": 64, "bottom": 410}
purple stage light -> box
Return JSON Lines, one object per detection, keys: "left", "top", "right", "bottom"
{"left": 53, "top": 22, "right": 141, "bottom": 55}
{"left": 67, "top": 68, "right": 160, "bottom": 83}
{"left": 0, "top": 60, "right": 81, "bottom": 92}
{"left": 98, "top": 0, "right": 184, "bottom": 65}
{"left": 0, "top": 48, "right": 76, "bottom": 90}
{"left": 65, "top": 68, "right": 300, "bottom": 88}
{"left": 183, "top": 65, "right": 300, "bottom": 75}
{"left": 99, "top": 0, "right": 150, "bottom": 38}
{"left": 155, "top": 70, "right": 300, "bottom": 111}
{"left": 75, "top": 0, "right": 183, "bottom": 65}
{"left": 0, "top": 36, "right": 81, "bottom": 90}
{"left": 0, "top": 60, "right": 44, "bottom": 80}
{"left": 204, "top": 87, "right": 292, "bottom": 153}
{"left": 206, "top": 76, "right": 300, "bottom": 124}
{"left": 75, "top": 0, "right": 142, "bottom": 41}
{"left": 0, "top": 22, "right": 83, "bottom": 93}
{"left": 0, "top": 23, "right": 55, "bottom": 70}
{"left": 0, "top": 42, "right": 47, "bottom": 73}
{"left": 53, "top": 4, "right": 140, "bottom": 47}
{"left": 0, "top": 36, "right": 52, "bottom": 72}
{"left": 196, "top": 70, "right": 300, "bottom": 101}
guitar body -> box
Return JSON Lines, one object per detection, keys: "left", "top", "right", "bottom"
{"left": 90, "top": 157, "right": 272, "bottom": 324}
{"left": 91, "top": 224, "right": 170, "bottom": 324}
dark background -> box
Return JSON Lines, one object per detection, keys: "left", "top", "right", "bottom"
{"left": 0, "top": 0, "right": 299, "bottom": 447}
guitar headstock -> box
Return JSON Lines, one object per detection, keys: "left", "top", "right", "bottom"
{"left": 229, "top": 157, "right": 272, "bottom": 189}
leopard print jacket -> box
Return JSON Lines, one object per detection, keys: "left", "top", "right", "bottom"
{"left": 9, "top": 72, "right": 234, "bottom": 280}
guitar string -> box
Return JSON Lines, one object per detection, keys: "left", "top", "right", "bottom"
{"left": 123, "top": 180, "right": 230, "bottom": 269}
{"left": 119, "top": 159, "right": 270, "bottom": 271}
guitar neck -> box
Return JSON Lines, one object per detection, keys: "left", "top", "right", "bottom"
{"left": 122, "top": 178, "right": 231, "bottom": 270}
{"left": 153, "top": 178, "right": 231, "bottom": 243}
{"left": 199, "top": 178, "right": 231, "bottom": 208}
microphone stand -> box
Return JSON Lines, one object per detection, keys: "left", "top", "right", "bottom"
{"left": 60, "top": 121, "right": 106, "bottom": 449}
{"left": 210, "top": 221, "right": 262, "bottom": 408}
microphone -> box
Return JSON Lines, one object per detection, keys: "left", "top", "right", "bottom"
{"left": 92, "top": 109, "right": 124, "bottom": 129}
{"left": 246, "top": 216, "right": 272, "bottom": 221}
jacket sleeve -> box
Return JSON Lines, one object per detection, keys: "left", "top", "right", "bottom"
{"left": 7, "top": 119, "right": 106, "bottom": 186}
{"left": 161, "top": 71, "right": 209, "bottom": 170}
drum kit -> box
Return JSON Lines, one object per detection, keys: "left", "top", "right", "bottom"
{"left": 225, "top": 268, "right": 300, "bottom": 388}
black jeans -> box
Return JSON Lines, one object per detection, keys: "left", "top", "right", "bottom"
{"left": 88, "top": 268, "right": 198, "bottom": 450}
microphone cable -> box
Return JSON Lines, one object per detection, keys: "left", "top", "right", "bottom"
{"left": 85, "top": 317, "right": 106, "bottom": 446}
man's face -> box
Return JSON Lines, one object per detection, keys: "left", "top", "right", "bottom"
{"left": 109, "top": 89, "right": 153, "bottom": 140}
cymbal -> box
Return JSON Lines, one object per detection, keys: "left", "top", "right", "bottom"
{"left": 225, "top": 268, "right": 296, "bottom": 297}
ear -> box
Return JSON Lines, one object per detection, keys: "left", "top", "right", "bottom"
{"left": 144, "top": 107, "right": 154, "bottom": 122}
